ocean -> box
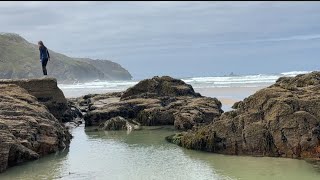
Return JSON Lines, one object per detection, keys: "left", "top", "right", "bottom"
{"left": 58, "top": 71, "right": 311, "bottom": 98}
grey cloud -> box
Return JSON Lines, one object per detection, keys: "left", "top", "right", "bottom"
{"left": 0, "top": 1, "right": 319, "bottom": 79}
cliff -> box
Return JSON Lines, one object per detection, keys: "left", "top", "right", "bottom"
{"left": 0, "top": 33, "right": 132, "bottom": 83}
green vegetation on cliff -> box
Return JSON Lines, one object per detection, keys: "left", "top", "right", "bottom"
{"left": 0, "top": 33, "right": 132, "bottom": 83}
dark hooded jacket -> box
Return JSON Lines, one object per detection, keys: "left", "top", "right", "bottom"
{"left": 39, "top": 46, "right": 50, "bottom": 60}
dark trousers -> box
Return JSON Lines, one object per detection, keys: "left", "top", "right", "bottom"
{"left": 41, "top": 58, "right": 49, "bottom": 75}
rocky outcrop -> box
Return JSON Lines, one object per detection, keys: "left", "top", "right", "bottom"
{"left": 121, "top": 76, "right": 201, "bottom": 100}
{"left": 0, "top": 84, "right": 71, "bottom": 172}
{"left": 101, "top": 116, "right": 141, "bottom": 131}
{"left": 167, "top": 72, "right": 320, "bottom": 160}
{"left": 75, "top": 76, "right": 223, "bottom": 130}
{"left": 136, "top": 96, "right": 222, "bottom": 129}
{"left": 0, "top": 78, "right": 74, "bottom": 122}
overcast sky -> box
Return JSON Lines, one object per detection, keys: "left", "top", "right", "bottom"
{"left": 1, "top": 1, "right": 319, "bottom": 79}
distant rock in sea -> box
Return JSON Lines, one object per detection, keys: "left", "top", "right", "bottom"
{"left": 166, "top": 71, "right": 320, "bottom": 160}
{"left": 223, "top": 72, "right": 238, "bottom": 77}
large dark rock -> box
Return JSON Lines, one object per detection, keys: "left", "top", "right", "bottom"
{"left": 101, "top": 116, "right": 141, "bottom": 131}
{"left": 77, "top": 76, "right": 223, "bottom": 131}
{"left": 137, "top": 106, "right": 175, "bottom": 126}
{"left": 84, "top": 98, "right": 162, "bottom": 126}
{"left": 121, "top": 76, "right": 201, "bottom": 100}
{"left": 0, "top": 84, "right": 71, "bottom": 172}
{"left": 167, "top": 72, "right": 320, "bottom": 160}
{"left": 173, "top": 97, "right": 222, "bottom": 130}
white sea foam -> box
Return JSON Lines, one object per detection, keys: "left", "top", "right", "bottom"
{"left": 58, "top": 71, "right": 314, "bottom": 93}
{"left": 280, "top": 71, "right": 311, "bottom": 76}
{"left": 59, "top": 81, "right": 138, "bottom": 89}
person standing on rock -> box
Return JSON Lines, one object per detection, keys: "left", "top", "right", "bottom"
{"left": 38, "top": 41, "right": 50, "bottom": 76}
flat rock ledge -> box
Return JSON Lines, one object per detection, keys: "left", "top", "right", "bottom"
{"left": 0, "top": 78, "right": 76, "bottom": 122}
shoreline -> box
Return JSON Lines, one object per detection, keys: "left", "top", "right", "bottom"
{"left": 62, "top": 86, "right": 268, "bottom": 113}
{"left": 62, "top": 85, "right": 268, "bottom": 101}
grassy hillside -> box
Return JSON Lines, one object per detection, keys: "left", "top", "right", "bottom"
{"left": 0, "top": 33, "right": 132, "bottom": 83}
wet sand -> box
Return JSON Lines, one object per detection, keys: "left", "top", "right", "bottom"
{"left": 218, "top": 98, "right": 239, "bottom": 107}
{"left": 194, "top": 86, "right": 267, "bottom": 100}
{"left": 194, "top": 86, "right": 268, "bottom": 111}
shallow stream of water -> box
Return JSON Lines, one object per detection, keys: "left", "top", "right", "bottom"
{"left": 0, "top": 125, "right": 319, "bottom": 180}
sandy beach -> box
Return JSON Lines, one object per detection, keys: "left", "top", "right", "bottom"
{"left": 194, "top": 86, "right": 268, "bottom": 108}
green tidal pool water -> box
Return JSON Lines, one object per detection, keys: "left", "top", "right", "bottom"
{"left": 0, "top": 125, "right": 319, "bottom": 180}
